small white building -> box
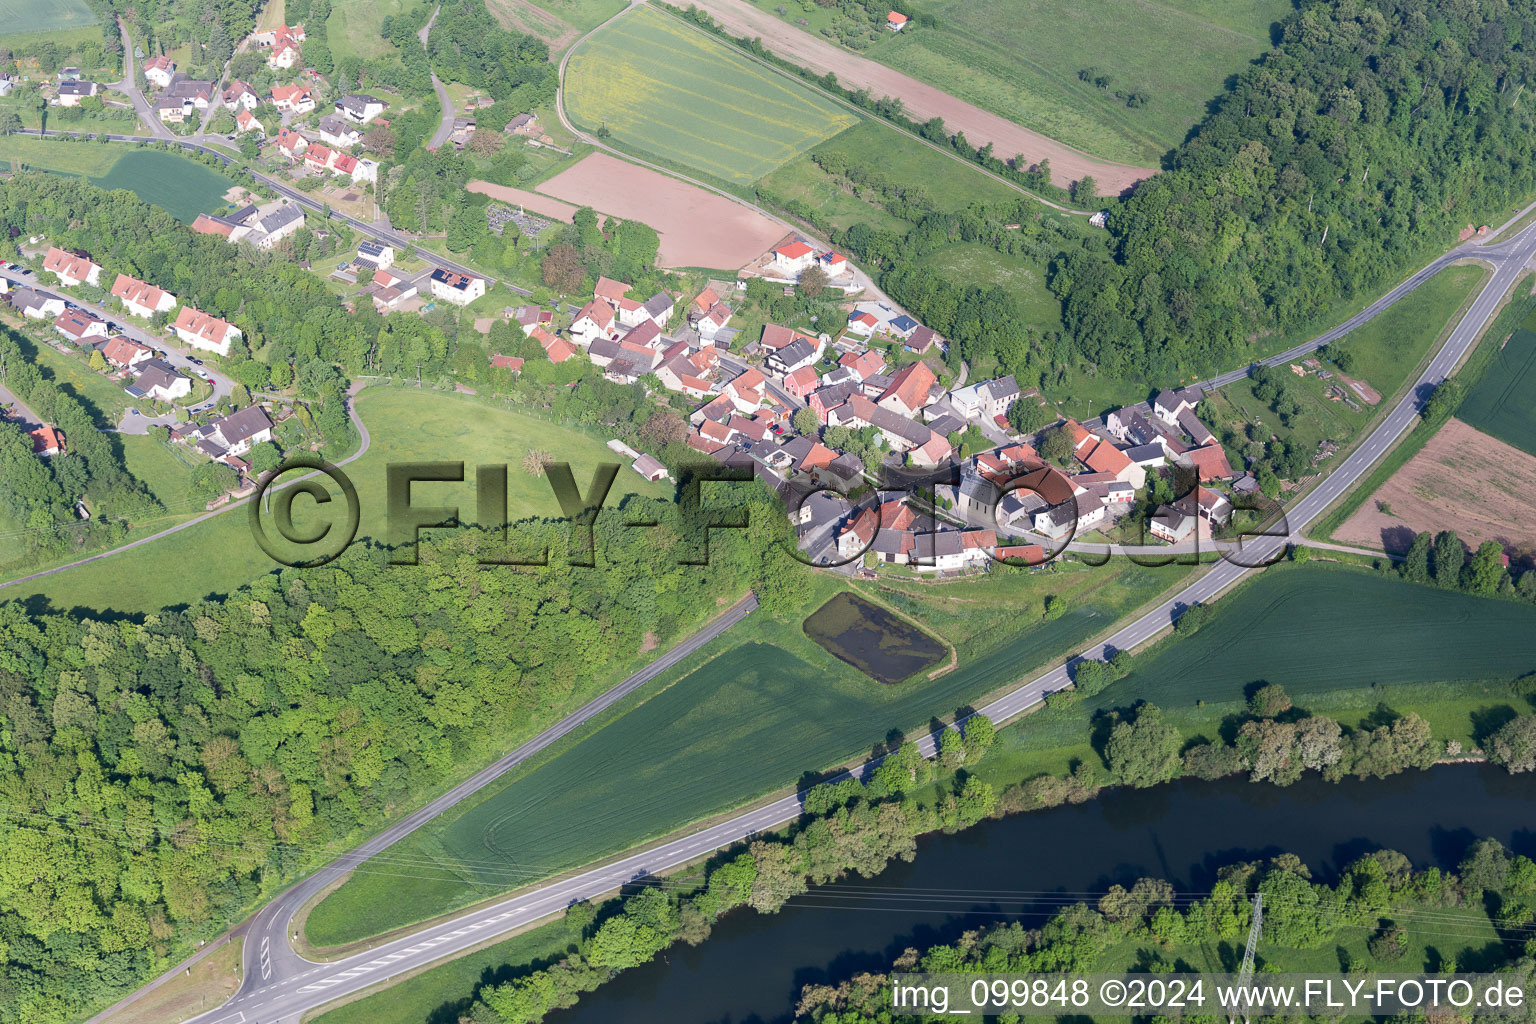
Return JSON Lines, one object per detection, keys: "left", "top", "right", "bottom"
{"left": 771, "top": 240, "right": 816, "bottom": 275}
{"left": 429, "top": 268, "right": 486, "bottom": 307}
{"left": 143, "top": 55, "right": 177, "bottom": 89}
{"left": 172, "top": 305, "right": 242, "bottom": 357}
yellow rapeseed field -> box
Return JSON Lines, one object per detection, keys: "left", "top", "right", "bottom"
{"left": 564, "top": 6, "right": 858, "bottom": 184}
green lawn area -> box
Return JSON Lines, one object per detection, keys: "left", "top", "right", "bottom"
{"left": 118, "top": 434, "right": 199, "bottom": 512}
{"left": 326, "top": 0, "right": 415, "bottom": 61}
{"left": 518, "top": 0, "right": 625, "bottom": 32}
{"left": 15, "top": 386, "right": 670, "bottom": 615}
{"left": 756, "top": 119, "right": 1030, "bottom": 234}
{"left": 1458, "top": 322, "right": 1536, "bottom": 458}
{"left": 563, "top": 6, "right": 858, "bottom": 186}
{"left": 27, "top": 340, "right": 132, "bottom": 420}
{"left": 92, "top": 150, "right": 240, "bottom": 224}
{"left": 918, "top": 241, "right": 1061, "bottom": 335}
{"left": 0, "top": 0, "right": 96, "bottom": 36}
{"left": 306, "top": 559, "right": 1192, "bottom": 945}
{"left": 864, "top": 0, "right": 1293, "bottom": 165}
{"left": 0, "top": 135, "right": 123, "bottom": 176}
{"left": 966, "top": 562, "right": 1536, "bottom": 790}
{"left": 0, "top": 139, "right": 239, "bottom": 223}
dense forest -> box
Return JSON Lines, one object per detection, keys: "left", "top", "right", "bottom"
{"left": 1056, "top": 0, "right": 1536, "bottom": 381}
{"left": 797, "top": 841, "right": 1536, "bottom": 1022}
{"left": 814, "top": 0, "right": 1536, "bottom": 391}
{"left": 0, "top": 498, "right": 798, "bottom": 1023}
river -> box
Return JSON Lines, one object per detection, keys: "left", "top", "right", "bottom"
{"left": 553, "top": 764, "right": 1536, "bottom": 1024}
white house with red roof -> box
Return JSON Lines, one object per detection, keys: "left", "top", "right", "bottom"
{"left": 235, "top": 109, "right": 263, "bottom": 136}
{"left": 102, "top": 335, "right": 153, "bottom": 369}
{"left": 223, "top": 80, "right": 259, "bottom": 110}
{"left": 143, "top": 55, "right": 176, "bottom": 89}
{"left": 570, "top": 299, "right": 617, "bottom": 345}
{"left": 172, "top": 305, "right": 242, "bottom": 356}
{"left": 429, "top": 268, "right": 486, "bottom": 306}
{"left": 771, "top": 240, "right": 815, "bottom": 275}
{"left": 887, "top": 10, "right": 909, "bottom": 30}
{"left": 818, "top": 251, "right": 850, "bottom": 278}
{"left": 53, "top": 309, "right": 108, "bottom": 343}
{"left": 275, "top": 128, "right": 308, "bottom": 159}
{"left": 41, "top": 247, "right": 102, "bottom": 288}
{"left": 268, "top": 38, "right": 302, "bottom": 70}
{"left": 271, "top": 84, "right": 315, "bottom": 114}
{"left": 111, "top": 273, "right": 177, "bottom": 318}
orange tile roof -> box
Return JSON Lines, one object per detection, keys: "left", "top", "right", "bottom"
{"left": 1083, "top": 439, "right": 1132, "bottom": 476}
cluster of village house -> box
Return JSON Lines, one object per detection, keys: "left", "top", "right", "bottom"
{"left": 459, "top": 231, "right": 1248, "bottom": 565}
{"left": 0, "top": 246, "right": 276, "bottom": 484}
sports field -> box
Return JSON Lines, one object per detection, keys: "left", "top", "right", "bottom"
{"left": 871, "top": 0, "right": 1292, "bottom": 164}
{"left": 9, "top": 387, "right": 669, "bottom": 614}
{"left": 563, "top": 6, "right": 857, "bottom": 185}
{"left": 1458, "top": 325, "right": 1536, "bottom": 457}
{"left": 92, "top": 151, "right": 240, "bottom": 223}
{"left": 306, "top": 560, "right": 1191, "bottom": 944}
{"left": 0, "top": 0, "right": 96, "bottom": 37}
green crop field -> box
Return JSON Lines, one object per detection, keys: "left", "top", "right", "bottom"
{"left": 306, "top": 560, "right": 1192, "bottom": 944}
{"left": 92, "top": 151, "right": 239, "bottom": 223}
{"left": 1095, "top": 563, "right": 1536, "bottom": 710}
{"left": 563, "top": 6, "right": 857, "bottom": 185}
{"left": 1458, "top": 324, "right": 1536, "bottom": 457}
{"left": 12, "top": 387, "right": 669, "bottom": 614}
{"left": 864, "top": 0, "right": 1294, "bottom": 164}
{"left": 0, "top": 0, "right": 97, "bottom": 37}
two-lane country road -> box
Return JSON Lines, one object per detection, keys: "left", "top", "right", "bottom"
{"left": 120, "top": 215, "right": 1536, "bottom": 1024}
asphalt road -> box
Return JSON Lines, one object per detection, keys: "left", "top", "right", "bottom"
{"left": 119, "top": 218, "right": 1536, "bottom": 1024}
{"left": 419, "top": 7, "right": 457, "bottom": 151}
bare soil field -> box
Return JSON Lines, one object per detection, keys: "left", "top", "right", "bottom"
{"left": 680, "top": 0, "right": 1156, "bottom": 194}
{"left": 533, "top": 152, "right": 788, "bottom": 268}
{"left": 466, "top": 180, "right": 582, "bottom": 221}
{"left": 1337, "top": 417, "right": 1536, "bottom": 563}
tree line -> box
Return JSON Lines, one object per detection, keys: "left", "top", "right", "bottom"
{"left": 797, "top": 841, "right": 1536, "bottom": 1022}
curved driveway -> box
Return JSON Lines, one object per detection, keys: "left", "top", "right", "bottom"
{"left": 112, "top": 215, "right": 1536, "bottom": 1024}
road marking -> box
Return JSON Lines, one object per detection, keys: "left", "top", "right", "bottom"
{"left": 259, "top": 937, "right": 271, "bottom": 981}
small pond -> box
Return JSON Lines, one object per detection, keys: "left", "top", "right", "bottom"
{"left": 802, "top": 591, "right": 946, "bottom": 684}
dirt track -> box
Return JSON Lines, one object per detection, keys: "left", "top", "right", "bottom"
{"left": 1336, "top": 417, "right": 1536, "bottom": 562}
{"left": 679, "top": 0, "right": 1156, "bottom": 194}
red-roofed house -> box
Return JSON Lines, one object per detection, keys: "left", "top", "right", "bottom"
{"left": 143, "top": 55, "right": 177, "bottom": 89}
{"left": 783, "top": 364, "right": 819, "bottom": 399}
{"left": 759, "top": 323, "right": 816, "bottom": 350}
{"left": 845, "top": 309, "right": 879, "bottom": 337}
{"left": 837, "top": 505, "right": 879, "bottom": 558}
{"left": 996, "top": 544, "right": 1048, "bottom": 566}
{"left": 102, "top": 336, "right": 152, "bottom": 369}
{"left": 818, "top": 251, "right": 849, "bottom": 278}
{"left": 172, "top": 305, "right": 242, "bottom": 356}
{"left": 234, "top": 108, "right": 263, "bottom": 136}
{"left": 570, "top": 299, "right": 616, "bottom": 346}
{"left": 275, "top": 129, "right": 308, "bottom": 159}
{"left": 1082, "top": 439, "right": 1146, "bottom": 489}
{"left": 53, "top": 309, "right": 107, "bottom": 343}
{"left": 42, "top": 247, "right": 102, "bottom": 287}
{"left": 724, "top": 367, "right": 765, "bottom": 413}
{"left": 111, "top": 273, "right": 177, "bottom": 318}
{"left": 691, "top": 287, "right": 719, "bottom": 313}
{"left": 535, "top": 327, "right": 577, "bottom": 363}
{"left": 271, "top": 84, "right": 315, "bottom": 114}
{"left": 490, "top": 354, "right": 524, "bottom": 372}
{"left": 268, "top": 38, "right": 301, "bottom": 70}
{"left": 1063, "top": 419, "right": 1095, "bottom": 454}
{"left": 877, "top": 361, "right": 937, "bottom": 417}
{"left": 772, "top": 240, "right": 816, "bottom": 275}
{"left": 594, "top": 276, "right": 631, "bottom": 305}
{"left": 839, "top": 349, "right": 884, "bottom": 380}
{"left": 887, "top": 10, "right": 909, "bottom": 30}
{"left": 1183, "top": 444, "right": 1235, "bottom": 481}
{"left": 191, "top": 214, "right": 236, "bottom": 238}
{"left": 30, "top": 425, "right": 64, "bottom": 457}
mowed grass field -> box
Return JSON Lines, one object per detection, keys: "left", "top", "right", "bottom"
{"left": 0, "top": 140, "right": 238, "bottom": 223}
{"left": 563, "top": 6, "right": 857, "bottom": 185}
{"left": 920, "top": 242, "right": 1061, "bottom": 334}
{"left": 0, "top": 0, "right": 96, "bottom": 36}
{"left": 757, "top": 119, "right": 1026, "bottom": 233}
{"left": 869, "top": 0, "right": 1294, "bottom": 164}
{"left": 14, "top": 387, "right": 669, "bottom": 615}
{"left": 306, "top": 561, "right": 1192, "bottom": 944}
{"left": 1458, "top": 324, "right": 1536, "bottom": 457}
{"left": 93, "top": 151, "right": 240, "bottom": 223}
{"left": 326, "top": 0, "right": 416, "bottom": 62}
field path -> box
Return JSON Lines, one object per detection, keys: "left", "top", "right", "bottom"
{"left": 676, "top": 0, "right": 1157, "bottom": 193}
